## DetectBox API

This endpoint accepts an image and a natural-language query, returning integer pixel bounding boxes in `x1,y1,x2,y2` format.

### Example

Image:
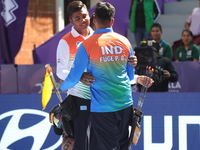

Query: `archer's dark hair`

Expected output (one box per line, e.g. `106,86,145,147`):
89,13,95,30
67,1,87,19
151,23,162,31
95,2,115,25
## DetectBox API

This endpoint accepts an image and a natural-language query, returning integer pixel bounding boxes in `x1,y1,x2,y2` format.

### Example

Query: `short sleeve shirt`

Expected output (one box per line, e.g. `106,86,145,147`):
176,43,200,61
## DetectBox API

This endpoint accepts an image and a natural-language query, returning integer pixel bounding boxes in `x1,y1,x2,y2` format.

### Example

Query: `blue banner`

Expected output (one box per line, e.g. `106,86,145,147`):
131,93,200,150
0,93,199,150
0,94,63,150
0,0,29,64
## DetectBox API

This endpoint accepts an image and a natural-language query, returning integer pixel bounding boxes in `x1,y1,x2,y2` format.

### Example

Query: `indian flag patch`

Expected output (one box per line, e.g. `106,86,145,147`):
57,59,61,63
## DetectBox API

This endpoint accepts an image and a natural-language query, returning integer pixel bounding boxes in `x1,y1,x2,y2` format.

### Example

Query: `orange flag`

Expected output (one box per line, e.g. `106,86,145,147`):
41,66,54,110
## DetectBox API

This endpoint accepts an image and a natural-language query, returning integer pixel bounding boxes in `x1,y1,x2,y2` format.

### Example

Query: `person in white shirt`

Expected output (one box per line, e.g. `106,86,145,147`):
185,0,200,47
56,1,94,149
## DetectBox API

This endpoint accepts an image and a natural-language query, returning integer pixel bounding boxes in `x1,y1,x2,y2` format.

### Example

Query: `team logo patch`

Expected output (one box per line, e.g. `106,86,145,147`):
76,41,81,46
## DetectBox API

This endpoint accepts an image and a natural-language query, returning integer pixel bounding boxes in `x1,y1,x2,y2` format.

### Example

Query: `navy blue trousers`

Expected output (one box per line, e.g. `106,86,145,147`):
66,95,91,150
90,106,133,150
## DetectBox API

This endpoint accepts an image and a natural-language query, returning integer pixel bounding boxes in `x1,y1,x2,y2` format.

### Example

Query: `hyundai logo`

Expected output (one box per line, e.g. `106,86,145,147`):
0,109,62,150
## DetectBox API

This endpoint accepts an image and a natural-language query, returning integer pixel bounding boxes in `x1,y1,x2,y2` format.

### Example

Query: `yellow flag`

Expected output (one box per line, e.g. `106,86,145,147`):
42,66,54,110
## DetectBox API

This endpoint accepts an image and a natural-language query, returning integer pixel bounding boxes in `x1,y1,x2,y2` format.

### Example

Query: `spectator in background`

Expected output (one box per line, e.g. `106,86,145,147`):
185,0,200,47
129,0,160,47
150,23,173,60
175,29,200,62
172,0,200,60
